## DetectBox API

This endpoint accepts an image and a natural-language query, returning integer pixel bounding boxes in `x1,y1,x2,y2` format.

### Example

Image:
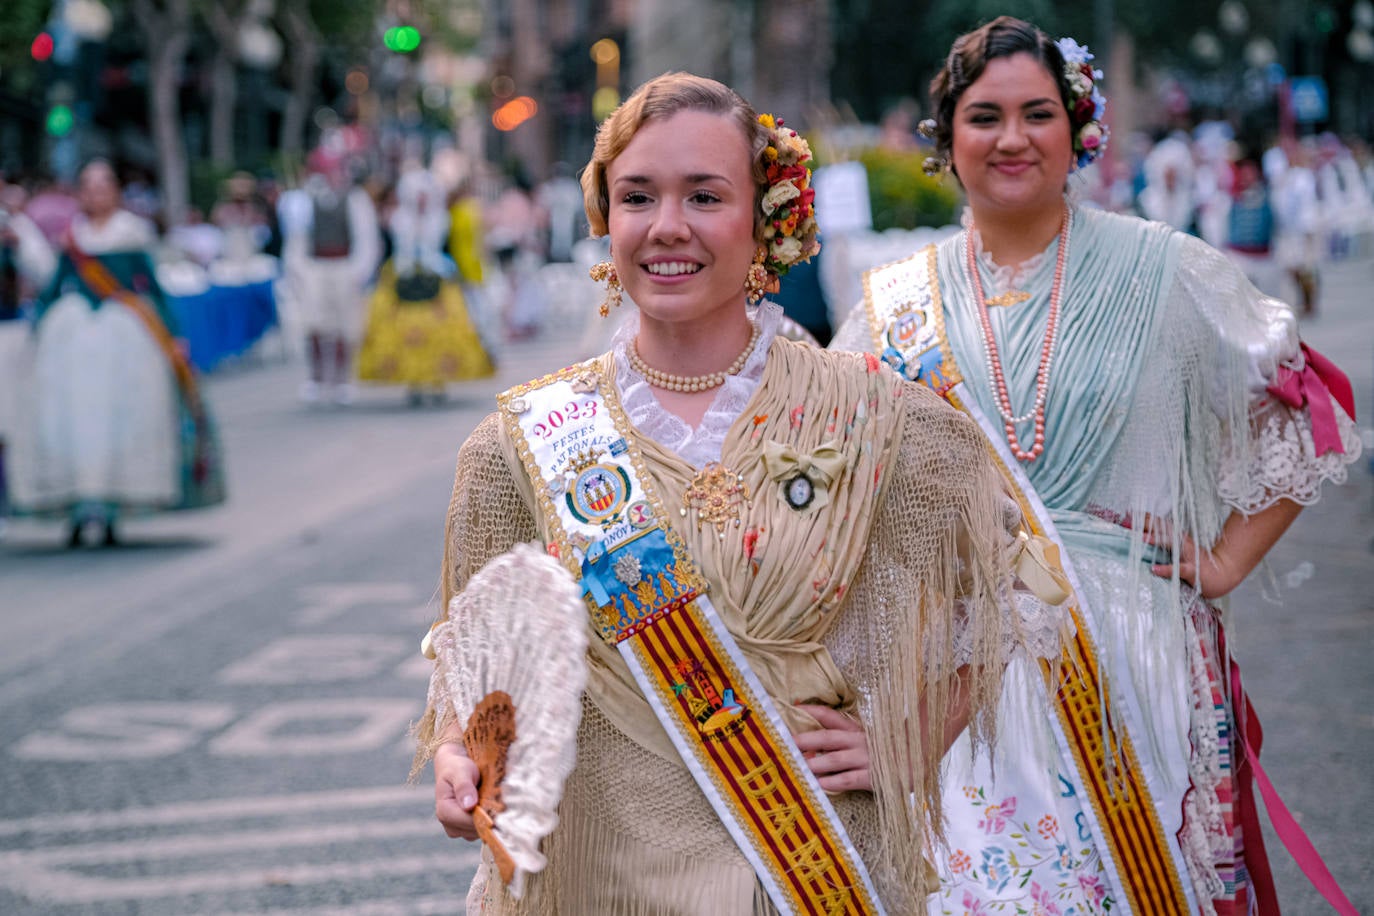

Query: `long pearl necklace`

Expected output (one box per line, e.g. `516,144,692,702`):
628,323,761,393
963,207,1071,462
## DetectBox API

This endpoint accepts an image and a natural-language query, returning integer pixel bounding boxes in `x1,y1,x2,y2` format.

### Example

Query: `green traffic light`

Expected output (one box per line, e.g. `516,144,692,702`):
384,25,420,52
46,104,74,137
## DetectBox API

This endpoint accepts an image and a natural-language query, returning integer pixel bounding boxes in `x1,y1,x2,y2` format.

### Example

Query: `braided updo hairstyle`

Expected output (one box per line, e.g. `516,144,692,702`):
928,17,1074,169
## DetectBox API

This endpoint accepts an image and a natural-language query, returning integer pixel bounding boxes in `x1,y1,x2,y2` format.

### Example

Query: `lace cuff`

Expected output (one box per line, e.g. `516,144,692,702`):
948,589,1065,670
1218,391,1362,515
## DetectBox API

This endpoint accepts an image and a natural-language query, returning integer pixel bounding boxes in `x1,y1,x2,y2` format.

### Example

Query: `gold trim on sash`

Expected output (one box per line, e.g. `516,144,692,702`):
863,248,1192,916
497,363,885,916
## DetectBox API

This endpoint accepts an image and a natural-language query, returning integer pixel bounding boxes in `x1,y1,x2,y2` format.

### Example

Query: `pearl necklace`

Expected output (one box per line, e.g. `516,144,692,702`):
963,207,1071,462
628,323,761,393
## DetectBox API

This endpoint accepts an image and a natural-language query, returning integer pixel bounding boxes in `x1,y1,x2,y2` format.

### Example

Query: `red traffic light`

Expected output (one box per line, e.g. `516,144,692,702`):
31,33,55,62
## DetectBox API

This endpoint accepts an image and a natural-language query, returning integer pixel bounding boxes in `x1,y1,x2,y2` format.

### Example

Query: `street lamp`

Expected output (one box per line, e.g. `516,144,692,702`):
1348,28,1374,63
238,4,282,167
62,0,112,42
1245,37,1278,70
1191,31,1222,66
1218,0,1249,37
1356,0,1374,31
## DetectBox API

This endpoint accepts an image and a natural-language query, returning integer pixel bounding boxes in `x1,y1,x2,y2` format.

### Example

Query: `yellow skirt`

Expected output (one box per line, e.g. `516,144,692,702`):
357,264,495,386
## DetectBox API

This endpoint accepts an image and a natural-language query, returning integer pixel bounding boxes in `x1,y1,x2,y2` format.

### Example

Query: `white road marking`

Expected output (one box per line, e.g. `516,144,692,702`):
9,702,237,761
208,698,421,756
294,584,419,626
0,785,425,836
219,635,412,684
0,819,441,866
0,850,479,904
0,784,480,906
220,896,467,916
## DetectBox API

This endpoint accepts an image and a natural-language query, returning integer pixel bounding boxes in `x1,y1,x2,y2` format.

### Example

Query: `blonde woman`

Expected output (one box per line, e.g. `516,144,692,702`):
413,72,1056,913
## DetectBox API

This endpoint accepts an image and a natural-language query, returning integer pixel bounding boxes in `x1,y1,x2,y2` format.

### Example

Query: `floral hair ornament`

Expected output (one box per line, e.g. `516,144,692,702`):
1055,37,1109,168
757,113,821,293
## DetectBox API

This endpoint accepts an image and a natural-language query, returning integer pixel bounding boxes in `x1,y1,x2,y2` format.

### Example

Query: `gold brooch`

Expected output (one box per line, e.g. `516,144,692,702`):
681,462,749,537
985,290,1031,308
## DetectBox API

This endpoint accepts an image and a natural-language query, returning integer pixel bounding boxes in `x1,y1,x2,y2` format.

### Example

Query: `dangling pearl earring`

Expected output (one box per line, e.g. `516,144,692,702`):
590,260,622,317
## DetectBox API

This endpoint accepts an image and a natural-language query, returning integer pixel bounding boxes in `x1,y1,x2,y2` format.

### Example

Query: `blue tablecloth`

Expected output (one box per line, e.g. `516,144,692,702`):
168,279,277,372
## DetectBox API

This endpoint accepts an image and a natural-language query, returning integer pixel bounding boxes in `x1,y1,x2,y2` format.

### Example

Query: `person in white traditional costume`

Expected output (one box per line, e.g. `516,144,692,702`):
829,17,1361,915
485,171,548,340
0,176,58,525
355,160,493,403
1137,133,1198,232
412,72,1066,914
1267,137,1324,316
9,159,225,547
210,172,265,257
280,145,381,405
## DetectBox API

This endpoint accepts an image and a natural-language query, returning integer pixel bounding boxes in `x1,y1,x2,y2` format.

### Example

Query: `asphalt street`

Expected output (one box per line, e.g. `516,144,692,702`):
0,258,1370,914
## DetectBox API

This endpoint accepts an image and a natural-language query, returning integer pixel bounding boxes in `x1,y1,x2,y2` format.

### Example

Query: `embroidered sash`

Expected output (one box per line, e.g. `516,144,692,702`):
499,364,886,916
64,245,220,497
863,247,1194,915
65,245,204,416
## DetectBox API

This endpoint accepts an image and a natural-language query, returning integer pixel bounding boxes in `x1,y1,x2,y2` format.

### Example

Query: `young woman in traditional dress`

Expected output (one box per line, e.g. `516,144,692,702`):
830,17,1360,915
412,72,1063,914
9,159,225,547
355,160,494,405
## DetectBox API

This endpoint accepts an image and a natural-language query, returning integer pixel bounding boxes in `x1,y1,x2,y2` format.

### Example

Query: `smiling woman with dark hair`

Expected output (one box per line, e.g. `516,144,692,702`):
832,15,1360,916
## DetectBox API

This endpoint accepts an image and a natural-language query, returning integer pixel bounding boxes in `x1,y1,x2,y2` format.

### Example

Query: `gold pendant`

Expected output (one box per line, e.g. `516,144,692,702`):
681,462,749,537
985,289,1031,307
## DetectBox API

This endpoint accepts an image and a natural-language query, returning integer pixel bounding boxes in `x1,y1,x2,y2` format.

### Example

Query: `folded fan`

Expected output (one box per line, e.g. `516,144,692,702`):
427,543,588,899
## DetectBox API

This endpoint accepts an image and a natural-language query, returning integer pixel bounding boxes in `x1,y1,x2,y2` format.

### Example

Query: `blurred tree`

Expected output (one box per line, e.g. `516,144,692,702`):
275,0,378,156
202,0,254,169
755,0,833,129
130,0,193,224
830,0,1086,122
828,0,1291,123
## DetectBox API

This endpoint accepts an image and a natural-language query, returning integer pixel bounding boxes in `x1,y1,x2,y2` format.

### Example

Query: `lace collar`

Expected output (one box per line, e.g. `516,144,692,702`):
611,302,785,469
960,204,1069,295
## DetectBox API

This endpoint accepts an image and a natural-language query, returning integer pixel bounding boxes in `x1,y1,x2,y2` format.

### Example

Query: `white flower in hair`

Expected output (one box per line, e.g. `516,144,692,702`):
1055,37,1093,65
772,235,803,263
761,180,801,214
1055,35,1109,167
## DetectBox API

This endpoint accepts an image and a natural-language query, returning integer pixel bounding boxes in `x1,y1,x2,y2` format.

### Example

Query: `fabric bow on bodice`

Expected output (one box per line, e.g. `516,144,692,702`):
761,439,847,511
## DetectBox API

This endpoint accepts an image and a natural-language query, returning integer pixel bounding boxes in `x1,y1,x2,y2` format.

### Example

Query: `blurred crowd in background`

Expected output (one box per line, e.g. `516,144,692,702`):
5,0,1374,544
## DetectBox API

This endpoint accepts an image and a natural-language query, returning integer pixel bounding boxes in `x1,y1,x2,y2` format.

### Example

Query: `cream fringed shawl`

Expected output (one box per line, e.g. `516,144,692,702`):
413,339,1020,913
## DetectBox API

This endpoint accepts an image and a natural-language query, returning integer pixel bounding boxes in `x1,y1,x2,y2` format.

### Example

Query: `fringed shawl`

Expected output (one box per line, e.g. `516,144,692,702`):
415,339,1022,913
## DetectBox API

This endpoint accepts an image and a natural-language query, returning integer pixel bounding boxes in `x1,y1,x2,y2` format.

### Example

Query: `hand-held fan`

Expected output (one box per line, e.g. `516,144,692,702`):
428,543,588,898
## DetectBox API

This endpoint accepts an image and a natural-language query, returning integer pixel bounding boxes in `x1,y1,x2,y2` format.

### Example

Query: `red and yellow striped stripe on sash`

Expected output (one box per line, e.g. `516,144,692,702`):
631,602,878,915
868,247,1191,914
500,364,885,915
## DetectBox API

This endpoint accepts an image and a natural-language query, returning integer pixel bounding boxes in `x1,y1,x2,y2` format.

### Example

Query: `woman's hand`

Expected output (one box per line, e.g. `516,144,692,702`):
792,704,872,793
433,742,482,840
1136,500,1302,600
1143,521,1242,599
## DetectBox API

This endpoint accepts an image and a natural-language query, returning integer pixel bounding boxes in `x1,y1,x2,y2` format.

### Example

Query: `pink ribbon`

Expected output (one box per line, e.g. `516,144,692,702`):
1265,343,1356,457
1222,626,1358,916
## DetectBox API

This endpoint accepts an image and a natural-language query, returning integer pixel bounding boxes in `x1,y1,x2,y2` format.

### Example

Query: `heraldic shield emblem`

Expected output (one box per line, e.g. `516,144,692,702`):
566,462,632,525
